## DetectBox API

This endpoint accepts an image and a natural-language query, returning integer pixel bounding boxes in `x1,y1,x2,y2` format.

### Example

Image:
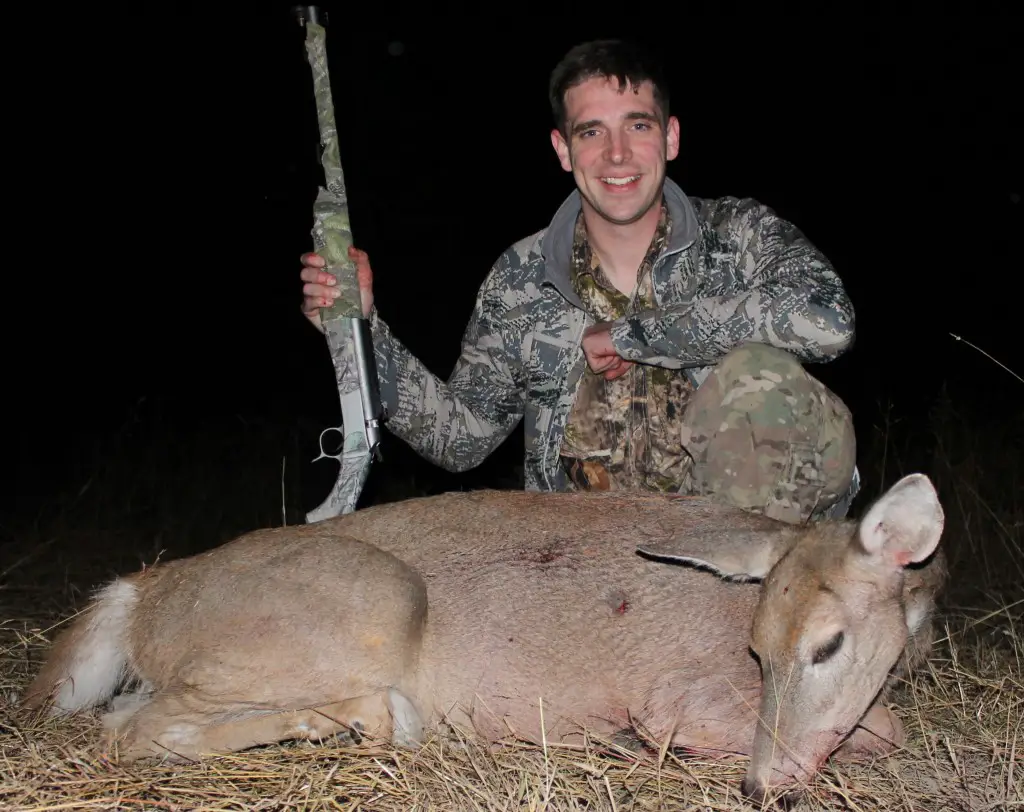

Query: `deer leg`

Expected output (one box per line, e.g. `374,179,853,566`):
832,702,906,762
104,687,423,764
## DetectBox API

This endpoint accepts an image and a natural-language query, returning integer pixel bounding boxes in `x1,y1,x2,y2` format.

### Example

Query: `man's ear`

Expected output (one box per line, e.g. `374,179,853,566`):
551,128,572,173
665,115,680,161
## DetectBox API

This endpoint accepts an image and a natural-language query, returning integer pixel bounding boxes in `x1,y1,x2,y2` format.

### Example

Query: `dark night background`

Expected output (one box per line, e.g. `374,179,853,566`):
6,9,1020,540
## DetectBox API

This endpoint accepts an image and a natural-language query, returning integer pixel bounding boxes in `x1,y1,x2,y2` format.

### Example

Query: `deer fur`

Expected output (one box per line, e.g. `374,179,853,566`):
22,473,946,803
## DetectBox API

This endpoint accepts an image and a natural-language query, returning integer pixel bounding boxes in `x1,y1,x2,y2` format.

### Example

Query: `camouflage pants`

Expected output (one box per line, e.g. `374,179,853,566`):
679,342,857,524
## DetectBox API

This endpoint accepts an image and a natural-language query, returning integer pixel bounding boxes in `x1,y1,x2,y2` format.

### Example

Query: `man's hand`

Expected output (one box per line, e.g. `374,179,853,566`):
299,245,375,331
582,322,634,380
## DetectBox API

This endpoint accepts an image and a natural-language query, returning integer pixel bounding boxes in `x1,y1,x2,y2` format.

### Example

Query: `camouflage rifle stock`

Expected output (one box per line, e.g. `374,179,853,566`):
294,6,384,523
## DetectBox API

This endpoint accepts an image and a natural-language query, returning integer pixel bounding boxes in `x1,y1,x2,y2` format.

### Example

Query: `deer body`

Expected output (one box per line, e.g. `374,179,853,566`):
23,476,947,803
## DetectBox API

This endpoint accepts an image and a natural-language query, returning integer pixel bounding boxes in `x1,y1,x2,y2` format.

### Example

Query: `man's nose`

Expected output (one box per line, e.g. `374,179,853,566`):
604,130,632,163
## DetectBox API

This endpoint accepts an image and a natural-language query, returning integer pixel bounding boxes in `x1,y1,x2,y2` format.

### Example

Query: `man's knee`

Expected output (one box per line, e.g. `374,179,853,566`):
682,342,856,523
713,341,805,390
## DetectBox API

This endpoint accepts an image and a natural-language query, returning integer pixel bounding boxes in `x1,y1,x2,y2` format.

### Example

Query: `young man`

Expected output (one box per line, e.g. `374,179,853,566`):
299,40,859,523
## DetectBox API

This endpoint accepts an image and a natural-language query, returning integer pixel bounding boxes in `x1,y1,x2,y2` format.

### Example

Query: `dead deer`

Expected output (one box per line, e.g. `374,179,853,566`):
22,473,946,805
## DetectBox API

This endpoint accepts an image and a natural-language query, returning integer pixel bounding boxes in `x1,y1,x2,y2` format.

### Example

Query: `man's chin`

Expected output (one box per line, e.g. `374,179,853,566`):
591,200,657,226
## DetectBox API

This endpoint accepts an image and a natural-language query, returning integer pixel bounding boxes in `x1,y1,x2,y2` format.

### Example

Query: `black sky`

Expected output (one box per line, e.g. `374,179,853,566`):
7,9,1020,506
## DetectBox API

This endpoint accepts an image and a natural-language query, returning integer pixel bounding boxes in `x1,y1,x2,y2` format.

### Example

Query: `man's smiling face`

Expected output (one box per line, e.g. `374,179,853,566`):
551,75,680,227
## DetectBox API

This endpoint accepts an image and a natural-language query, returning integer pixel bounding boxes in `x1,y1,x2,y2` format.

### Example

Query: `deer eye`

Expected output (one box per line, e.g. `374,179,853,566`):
812,631,845,665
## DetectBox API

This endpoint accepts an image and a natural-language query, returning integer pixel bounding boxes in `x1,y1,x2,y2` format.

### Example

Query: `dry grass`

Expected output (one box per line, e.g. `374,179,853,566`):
1,393,1021,811
1,625,1020,811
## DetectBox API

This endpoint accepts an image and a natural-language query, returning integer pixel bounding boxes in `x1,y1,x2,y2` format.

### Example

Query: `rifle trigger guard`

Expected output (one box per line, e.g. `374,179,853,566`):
311,426,345,464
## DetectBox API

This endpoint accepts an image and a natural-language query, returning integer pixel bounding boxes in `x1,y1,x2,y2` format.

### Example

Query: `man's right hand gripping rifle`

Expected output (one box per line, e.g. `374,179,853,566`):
301,246,375,329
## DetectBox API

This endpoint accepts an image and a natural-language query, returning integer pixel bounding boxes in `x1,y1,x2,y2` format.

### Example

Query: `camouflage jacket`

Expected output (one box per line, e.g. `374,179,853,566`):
368,178,856,496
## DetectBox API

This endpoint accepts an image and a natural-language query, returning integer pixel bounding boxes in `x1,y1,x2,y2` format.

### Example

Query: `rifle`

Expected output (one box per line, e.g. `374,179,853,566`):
293,6,385,523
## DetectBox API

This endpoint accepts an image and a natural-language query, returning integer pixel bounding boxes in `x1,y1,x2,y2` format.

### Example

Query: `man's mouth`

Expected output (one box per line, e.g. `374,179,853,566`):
600,175,641,188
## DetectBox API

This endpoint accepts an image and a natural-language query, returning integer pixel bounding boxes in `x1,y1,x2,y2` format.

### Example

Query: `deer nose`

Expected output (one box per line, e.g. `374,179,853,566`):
740,777,803,809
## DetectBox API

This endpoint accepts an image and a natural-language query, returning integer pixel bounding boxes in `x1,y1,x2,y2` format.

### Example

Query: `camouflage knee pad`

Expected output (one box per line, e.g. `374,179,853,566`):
680,342,856,524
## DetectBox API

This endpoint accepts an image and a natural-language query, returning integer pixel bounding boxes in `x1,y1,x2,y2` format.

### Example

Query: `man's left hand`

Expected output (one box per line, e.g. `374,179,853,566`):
582,322,634,380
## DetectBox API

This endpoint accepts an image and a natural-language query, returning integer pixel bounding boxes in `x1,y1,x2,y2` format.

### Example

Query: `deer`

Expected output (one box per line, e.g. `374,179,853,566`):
21,473,946,805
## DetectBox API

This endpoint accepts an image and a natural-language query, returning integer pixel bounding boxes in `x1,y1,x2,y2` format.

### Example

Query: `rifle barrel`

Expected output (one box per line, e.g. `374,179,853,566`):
292,6,326,27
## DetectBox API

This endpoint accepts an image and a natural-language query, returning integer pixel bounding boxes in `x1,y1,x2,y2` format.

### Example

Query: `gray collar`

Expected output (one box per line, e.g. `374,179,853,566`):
539,176,700,309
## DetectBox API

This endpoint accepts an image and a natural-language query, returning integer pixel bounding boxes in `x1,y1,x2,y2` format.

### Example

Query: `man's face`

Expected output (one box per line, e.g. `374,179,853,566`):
551,76,679,227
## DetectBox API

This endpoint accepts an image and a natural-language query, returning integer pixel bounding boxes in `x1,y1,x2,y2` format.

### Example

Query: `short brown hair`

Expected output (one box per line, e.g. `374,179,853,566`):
548,39,671,138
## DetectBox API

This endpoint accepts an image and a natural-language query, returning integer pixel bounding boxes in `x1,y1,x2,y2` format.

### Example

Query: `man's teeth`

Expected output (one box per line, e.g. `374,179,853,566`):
602,176,639,185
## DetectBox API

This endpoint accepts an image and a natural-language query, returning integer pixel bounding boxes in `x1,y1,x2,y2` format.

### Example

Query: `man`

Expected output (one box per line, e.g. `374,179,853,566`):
299,39,859,523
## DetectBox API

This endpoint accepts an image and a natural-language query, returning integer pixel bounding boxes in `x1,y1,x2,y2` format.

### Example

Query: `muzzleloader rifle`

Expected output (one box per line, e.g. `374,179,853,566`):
293,6,384,523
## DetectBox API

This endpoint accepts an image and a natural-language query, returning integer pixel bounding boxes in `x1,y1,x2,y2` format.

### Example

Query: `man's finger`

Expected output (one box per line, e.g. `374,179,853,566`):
591,349,618,366
300,267,337,285
300,252,326,266
303,282,340,300
606,360,634,380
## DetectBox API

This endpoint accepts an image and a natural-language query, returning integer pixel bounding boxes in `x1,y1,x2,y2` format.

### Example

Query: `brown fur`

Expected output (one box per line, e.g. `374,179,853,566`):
22,476,946,802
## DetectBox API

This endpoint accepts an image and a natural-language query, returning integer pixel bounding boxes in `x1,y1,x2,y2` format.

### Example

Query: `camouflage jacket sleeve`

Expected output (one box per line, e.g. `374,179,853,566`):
366,261,527,473
608,197,855,369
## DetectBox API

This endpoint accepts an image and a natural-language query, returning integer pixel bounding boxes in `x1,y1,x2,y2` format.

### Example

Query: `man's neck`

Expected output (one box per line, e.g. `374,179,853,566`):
583,197,663,296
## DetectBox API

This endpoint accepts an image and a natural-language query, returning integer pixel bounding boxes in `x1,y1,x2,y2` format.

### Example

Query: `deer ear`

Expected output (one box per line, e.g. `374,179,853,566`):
637,528,799,582
857,474,945,567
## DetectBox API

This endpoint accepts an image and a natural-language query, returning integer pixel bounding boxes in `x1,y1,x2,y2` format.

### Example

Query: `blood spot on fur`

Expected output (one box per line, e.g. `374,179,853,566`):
515,540,570,567
608,590,631,615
